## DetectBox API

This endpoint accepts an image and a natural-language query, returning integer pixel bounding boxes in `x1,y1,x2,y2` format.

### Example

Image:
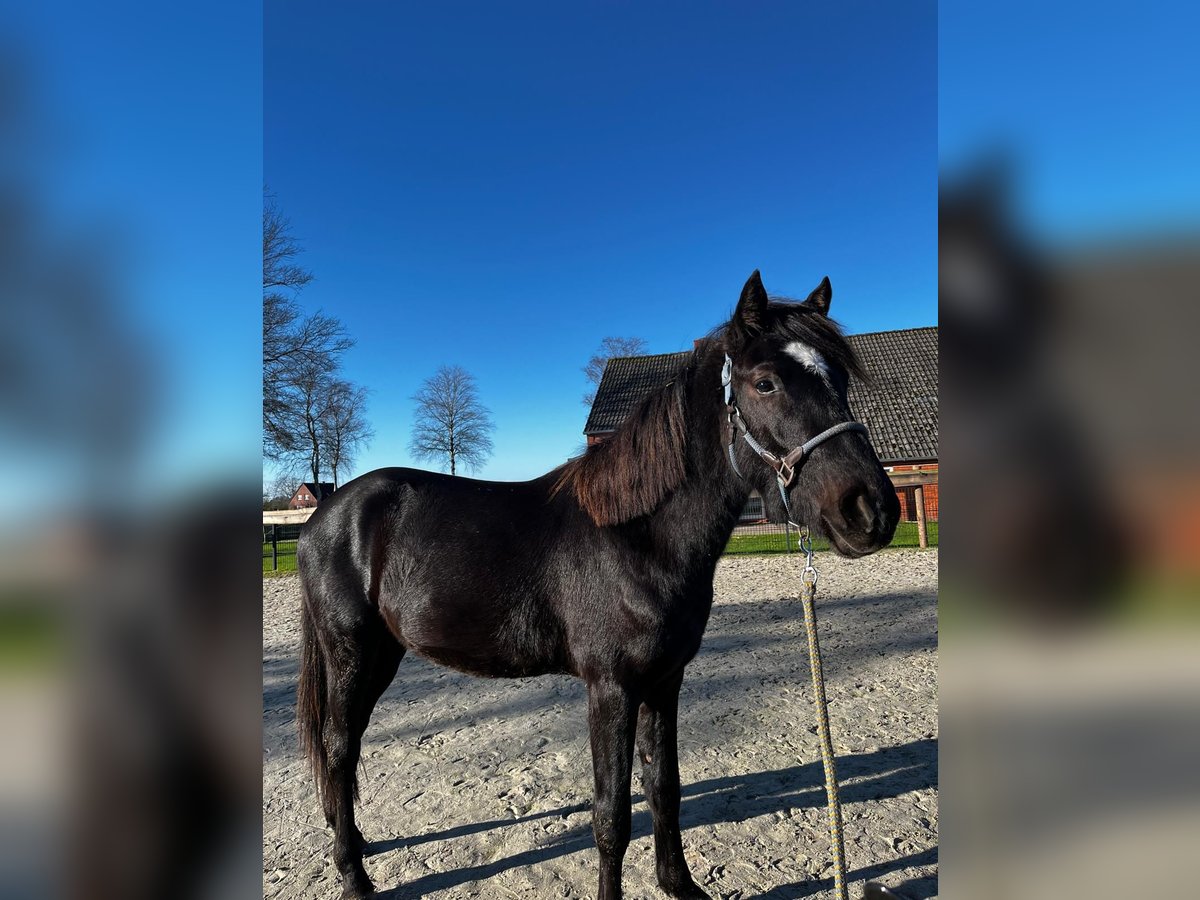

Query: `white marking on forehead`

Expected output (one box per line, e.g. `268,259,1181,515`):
783,341,831,380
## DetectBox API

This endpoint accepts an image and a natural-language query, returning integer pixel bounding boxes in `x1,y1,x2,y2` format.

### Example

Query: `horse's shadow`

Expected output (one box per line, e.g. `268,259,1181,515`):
737,851,939,899
370,739,937,898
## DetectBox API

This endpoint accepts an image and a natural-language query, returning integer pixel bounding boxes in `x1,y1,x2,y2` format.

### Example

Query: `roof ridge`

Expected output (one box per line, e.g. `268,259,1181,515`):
605,350,692,362
848,325,938,338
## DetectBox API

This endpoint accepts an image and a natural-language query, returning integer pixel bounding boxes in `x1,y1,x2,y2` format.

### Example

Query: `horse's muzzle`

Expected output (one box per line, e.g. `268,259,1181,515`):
821,482,899,557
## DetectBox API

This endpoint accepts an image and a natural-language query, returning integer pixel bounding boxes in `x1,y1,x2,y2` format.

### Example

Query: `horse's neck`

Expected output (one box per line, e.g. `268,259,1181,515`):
650,351,753,562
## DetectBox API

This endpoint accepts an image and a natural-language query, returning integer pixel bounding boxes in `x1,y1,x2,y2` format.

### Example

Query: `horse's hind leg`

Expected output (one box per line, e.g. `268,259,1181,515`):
318,617,402,899
342,636,404,852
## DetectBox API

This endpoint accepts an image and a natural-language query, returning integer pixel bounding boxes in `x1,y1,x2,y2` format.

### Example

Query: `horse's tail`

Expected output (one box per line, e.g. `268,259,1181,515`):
297,582,333,807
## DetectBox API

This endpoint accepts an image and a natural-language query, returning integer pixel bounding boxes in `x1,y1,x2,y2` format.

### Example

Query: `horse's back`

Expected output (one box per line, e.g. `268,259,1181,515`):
298,467,572,676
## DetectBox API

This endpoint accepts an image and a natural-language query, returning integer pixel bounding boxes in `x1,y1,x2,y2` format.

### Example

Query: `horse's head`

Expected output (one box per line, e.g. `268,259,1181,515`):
722,271,899,557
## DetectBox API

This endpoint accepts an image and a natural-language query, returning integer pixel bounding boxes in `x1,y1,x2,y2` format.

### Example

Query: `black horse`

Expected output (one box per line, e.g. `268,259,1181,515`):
297,271,899,899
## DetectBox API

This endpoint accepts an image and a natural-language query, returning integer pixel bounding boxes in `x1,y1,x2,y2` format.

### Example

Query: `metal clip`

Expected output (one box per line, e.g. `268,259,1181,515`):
799,525,817,586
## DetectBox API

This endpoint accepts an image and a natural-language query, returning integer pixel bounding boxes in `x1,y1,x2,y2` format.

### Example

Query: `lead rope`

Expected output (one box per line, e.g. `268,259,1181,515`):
795,525,849,900
781,489,849,900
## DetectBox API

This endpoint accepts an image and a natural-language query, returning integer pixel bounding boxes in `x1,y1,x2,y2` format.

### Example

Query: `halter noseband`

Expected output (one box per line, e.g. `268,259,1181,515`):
721,352,869,499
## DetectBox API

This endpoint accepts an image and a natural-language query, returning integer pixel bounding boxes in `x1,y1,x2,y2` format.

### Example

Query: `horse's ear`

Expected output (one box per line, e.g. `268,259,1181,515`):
803,276,832,316
731,270,769,346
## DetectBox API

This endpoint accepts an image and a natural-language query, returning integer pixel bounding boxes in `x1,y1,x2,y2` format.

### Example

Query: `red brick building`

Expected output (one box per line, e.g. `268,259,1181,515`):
289,482,336,510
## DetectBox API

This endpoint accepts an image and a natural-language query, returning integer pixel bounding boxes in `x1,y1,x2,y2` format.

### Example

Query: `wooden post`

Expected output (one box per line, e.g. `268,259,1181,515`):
271,524,278,570
914,485,928,549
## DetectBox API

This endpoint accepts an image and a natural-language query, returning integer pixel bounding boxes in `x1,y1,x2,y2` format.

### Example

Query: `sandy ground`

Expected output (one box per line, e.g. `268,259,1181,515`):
264,549,938,900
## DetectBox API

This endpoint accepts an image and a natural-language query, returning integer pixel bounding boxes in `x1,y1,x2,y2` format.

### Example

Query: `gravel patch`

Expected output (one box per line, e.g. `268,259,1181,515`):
264,549,938,899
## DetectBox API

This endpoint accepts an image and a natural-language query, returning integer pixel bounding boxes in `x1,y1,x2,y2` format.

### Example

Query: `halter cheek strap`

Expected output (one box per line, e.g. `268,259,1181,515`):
722,352,870,492
721,354,748,477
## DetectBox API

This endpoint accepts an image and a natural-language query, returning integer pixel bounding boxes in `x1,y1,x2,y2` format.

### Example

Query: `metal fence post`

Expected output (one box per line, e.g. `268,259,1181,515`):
272,524,278,570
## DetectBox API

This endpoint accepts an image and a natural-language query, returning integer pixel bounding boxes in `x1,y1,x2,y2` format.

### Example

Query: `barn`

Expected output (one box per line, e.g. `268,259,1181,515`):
845,327,939,522
583,326,938,527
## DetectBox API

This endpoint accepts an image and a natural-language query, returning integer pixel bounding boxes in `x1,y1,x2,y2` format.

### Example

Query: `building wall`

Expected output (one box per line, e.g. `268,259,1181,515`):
289,489,318,510
888,463,939,522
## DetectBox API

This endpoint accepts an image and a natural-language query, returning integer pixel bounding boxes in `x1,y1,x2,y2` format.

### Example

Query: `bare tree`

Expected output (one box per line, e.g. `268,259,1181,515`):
269,470,302,500
263,192,314,294
321,380,373,488
263,470,304,509
409,366,495,475
279,360,337,485
582,336,648,405
263,192,354,460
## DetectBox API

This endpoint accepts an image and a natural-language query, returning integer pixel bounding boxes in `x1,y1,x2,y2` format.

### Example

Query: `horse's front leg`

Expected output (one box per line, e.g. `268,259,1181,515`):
637,671,710,899
587,679,639,900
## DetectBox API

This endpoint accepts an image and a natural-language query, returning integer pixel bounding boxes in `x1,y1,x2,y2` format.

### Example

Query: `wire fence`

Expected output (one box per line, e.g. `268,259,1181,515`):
263,523,302,573
263,483,938,573
722,486,938,556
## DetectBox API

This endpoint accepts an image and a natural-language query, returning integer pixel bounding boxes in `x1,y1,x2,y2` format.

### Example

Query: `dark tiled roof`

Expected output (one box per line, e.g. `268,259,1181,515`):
583,327,938,464
583,352,692,434
846,327,938,463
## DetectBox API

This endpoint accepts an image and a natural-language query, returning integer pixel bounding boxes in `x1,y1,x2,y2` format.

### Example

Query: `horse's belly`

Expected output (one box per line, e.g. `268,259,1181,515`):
408,643,557,679
387,589,566,679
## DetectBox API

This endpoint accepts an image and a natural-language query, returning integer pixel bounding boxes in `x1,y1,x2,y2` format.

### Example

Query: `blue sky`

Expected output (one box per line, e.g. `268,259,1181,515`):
266,2,938,483
2,2,1193,512
2,3,261,515
940,2,1200,241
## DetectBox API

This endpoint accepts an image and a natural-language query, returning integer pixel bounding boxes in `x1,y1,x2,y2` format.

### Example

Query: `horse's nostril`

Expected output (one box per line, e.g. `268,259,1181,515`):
840,488,877,533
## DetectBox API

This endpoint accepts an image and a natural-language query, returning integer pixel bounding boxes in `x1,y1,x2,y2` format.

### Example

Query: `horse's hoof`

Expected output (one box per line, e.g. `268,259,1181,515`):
339,870,375,900
661,881,711,899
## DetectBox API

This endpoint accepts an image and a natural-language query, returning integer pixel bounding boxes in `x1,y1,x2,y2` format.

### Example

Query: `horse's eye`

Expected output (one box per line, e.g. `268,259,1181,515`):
755,379,776,394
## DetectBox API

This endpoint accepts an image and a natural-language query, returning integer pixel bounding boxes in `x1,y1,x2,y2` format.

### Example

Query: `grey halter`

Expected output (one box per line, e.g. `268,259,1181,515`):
721,352,869,512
